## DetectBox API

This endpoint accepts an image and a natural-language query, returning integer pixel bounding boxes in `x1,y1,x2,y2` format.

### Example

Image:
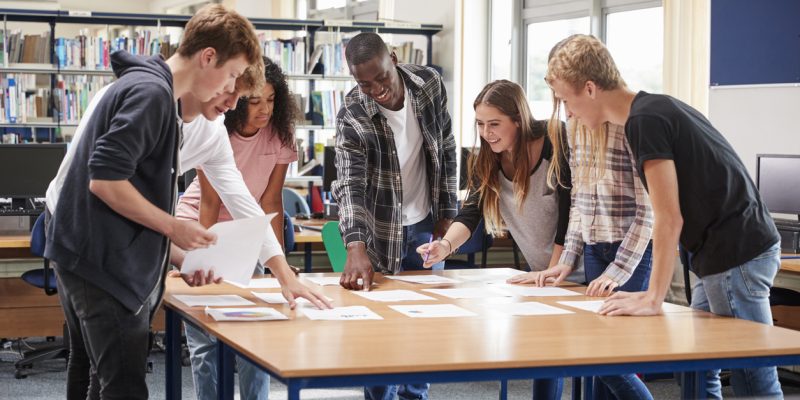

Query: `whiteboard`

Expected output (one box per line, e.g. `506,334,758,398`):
708,84,800,178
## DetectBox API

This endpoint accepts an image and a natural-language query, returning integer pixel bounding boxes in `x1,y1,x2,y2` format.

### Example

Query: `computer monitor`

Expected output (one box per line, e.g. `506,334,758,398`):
323,146,336,192
0,144,67,209
755,154,800,219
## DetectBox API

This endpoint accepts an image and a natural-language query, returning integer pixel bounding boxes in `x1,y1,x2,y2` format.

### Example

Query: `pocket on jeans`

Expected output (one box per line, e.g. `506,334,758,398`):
736,264,775,298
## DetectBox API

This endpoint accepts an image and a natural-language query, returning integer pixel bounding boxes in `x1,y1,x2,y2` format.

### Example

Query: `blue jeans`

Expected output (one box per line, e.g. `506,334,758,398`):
364,215,440,400
185,263,269,400
689,243,783,399
584,241,654,400
400,213,445,272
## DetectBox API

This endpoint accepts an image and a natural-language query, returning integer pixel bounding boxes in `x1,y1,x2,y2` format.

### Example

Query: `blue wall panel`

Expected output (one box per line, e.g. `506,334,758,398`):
710,0,800,85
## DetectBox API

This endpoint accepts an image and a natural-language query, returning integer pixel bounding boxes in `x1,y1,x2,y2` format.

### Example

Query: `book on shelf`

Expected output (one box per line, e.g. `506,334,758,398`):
307,90,344,128
0,73,112,125
2,29,177,70
259,35,306,75
391,41,425,65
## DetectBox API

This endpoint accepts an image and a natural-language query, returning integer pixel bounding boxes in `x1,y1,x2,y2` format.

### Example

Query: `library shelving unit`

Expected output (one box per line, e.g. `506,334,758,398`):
0,8,441,192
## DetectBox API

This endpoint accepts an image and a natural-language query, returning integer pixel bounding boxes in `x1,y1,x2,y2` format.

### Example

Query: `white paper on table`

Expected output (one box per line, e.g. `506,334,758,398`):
226,278,281,289
494,285,581,297
173,294,255,307
251,291,333,306
352,290,437,302
204,307,288,321
422,287,514,299
486,302,574,316
557,300,690,314
390,304,477,318
181,214,274,286
301,306,383,320
460,269,526,283
304,276,344,286
384,275,461,284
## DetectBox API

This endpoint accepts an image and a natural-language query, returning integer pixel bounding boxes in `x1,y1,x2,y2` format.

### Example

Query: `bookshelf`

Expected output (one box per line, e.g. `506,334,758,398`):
0,8,441,181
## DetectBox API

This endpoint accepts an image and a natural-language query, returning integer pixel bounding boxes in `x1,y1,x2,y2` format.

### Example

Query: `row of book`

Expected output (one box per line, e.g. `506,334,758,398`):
308,90,345,128
0,73,113,124
55,30,178,70
2,32,51,65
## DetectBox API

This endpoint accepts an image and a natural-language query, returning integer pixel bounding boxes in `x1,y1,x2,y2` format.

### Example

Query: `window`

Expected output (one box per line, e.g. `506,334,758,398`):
525,17,589,120
605,7,663,93
489,0,514,80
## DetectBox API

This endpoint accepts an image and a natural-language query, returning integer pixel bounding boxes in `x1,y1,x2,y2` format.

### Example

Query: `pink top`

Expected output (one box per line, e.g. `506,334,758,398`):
176,124,298,222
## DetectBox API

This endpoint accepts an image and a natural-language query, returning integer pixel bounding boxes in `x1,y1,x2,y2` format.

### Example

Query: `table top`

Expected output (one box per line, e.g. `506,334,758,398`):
292,218,326,244
0,235,30,249
163,268,800,379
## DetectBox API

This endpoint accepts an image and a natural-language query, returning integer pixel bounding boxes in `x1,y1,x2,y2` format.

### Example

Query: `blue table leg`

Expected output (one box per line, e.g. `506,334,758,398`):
287,379,302,400
217,341,235,400
304,243,312,273
165,308,181,400
499,379,508,400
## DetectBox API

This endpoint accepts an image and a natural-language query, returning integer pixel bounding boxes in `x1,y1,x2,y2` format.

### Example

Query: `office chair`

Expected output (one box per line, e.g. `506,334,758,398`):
283,210,296,253
15,212,69,379
282,188,311,217
321,221,347,273
445,218,493,269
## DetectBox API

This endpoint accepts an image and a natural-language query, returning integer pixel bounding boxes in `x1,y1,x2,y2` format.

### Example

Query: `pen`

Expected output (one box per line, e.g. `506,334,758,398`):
424,236,434,263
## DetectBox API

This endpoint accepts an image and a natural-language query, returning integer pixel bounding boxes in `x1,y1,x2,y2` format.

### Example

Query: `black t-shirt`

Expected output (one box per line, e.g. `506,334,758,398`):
625,91,778,277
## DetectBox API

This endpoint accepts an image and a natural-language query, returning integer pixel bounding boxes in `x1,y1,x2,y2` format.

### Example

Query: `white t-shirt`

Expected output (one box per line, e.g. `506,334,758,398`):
377,88,430,226
46,83,284,265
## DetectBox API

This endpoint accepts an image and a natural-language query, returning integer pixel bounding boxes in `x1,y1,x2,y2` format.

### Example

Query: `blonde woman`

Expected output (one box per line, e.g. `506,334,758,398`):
418,80,572,400
546,34,782,399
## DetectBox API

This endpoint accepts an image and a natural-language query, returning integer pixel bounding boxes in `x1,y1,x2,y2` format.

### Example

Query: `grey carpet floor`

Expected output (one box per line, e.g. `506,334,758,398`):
3,338,800,399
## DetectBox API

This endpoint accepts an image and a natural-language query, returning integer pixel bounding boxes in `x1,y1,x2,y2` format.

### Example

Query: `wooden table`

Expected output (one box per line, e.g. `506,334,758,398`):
292,218,325,272
781,254,800,274
162,269,800,400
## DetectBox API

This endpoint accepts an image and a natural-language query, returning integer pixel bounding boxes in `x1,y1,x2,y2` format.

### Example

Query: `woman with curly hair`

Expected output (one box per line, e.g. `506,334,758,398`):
174,56,299,400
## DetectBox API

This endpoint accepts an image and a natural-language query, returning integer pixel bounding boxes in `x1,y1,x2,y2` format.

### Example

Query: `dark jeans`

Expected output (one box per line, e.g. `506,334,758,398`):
54,265,158,400
583,241,654,400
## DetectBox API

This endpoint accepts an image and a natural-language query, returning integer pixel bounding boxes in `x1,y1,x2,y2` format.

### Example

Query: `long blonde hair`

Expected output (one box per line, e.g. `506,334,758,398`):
468,80,546,236
544,34,625,189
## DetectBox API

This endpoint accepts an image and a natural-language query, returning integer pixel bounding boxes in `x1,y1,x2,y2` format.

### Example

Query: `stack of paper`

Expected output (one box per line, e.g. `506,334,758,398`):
227,278,281,289
495,285,581,297
486,302,574,316
557,300,689,313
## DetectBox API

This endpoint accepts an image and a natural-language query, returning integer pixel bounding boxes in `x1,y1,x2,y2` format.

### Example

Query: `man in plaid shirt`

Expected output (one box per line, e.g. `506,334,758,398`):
333,32,457,290
332,31,457,400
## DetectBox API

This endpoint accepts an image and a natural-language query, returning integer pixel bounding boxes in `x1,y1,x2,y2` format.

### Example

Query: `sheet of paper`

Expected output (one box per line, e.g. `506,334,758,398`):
204,307,288,321
352,290,437,302
301,306,383,321
390,304,477,318
227,278,281,289
251,292,333,305
181,214,274,286
305,276,376,287
384,275,461,284
304,276,344,286
173,294,255,307
557,300,689,313
495,285,581,297
422,287,514,299
486,302,574,316
460,269,526,283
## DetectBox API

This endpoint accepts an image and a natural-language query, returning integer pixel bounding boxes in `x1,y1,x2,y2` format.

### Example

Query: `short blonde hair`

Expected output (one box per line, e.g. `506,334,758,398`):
545,34,623,189
178,4,262,67
235,62,266,97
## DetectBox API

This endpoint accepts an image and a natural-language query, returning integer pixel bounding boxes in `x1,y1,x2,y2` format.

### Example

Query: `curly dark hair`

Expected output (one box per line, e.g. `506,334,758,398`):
224,56,297,148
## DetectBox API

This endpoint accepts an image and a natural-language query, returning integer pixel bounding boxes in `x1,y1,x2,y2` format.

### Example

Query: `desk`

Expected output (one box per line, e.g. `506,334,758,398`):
292,218,324,272
781,255,800,274
163,269,800,400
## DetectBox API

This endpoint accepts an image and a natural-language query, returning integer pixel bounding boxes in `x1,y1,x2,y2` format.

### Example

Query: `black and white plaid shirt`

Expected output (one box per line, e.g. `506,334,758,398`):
332,64,457,274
